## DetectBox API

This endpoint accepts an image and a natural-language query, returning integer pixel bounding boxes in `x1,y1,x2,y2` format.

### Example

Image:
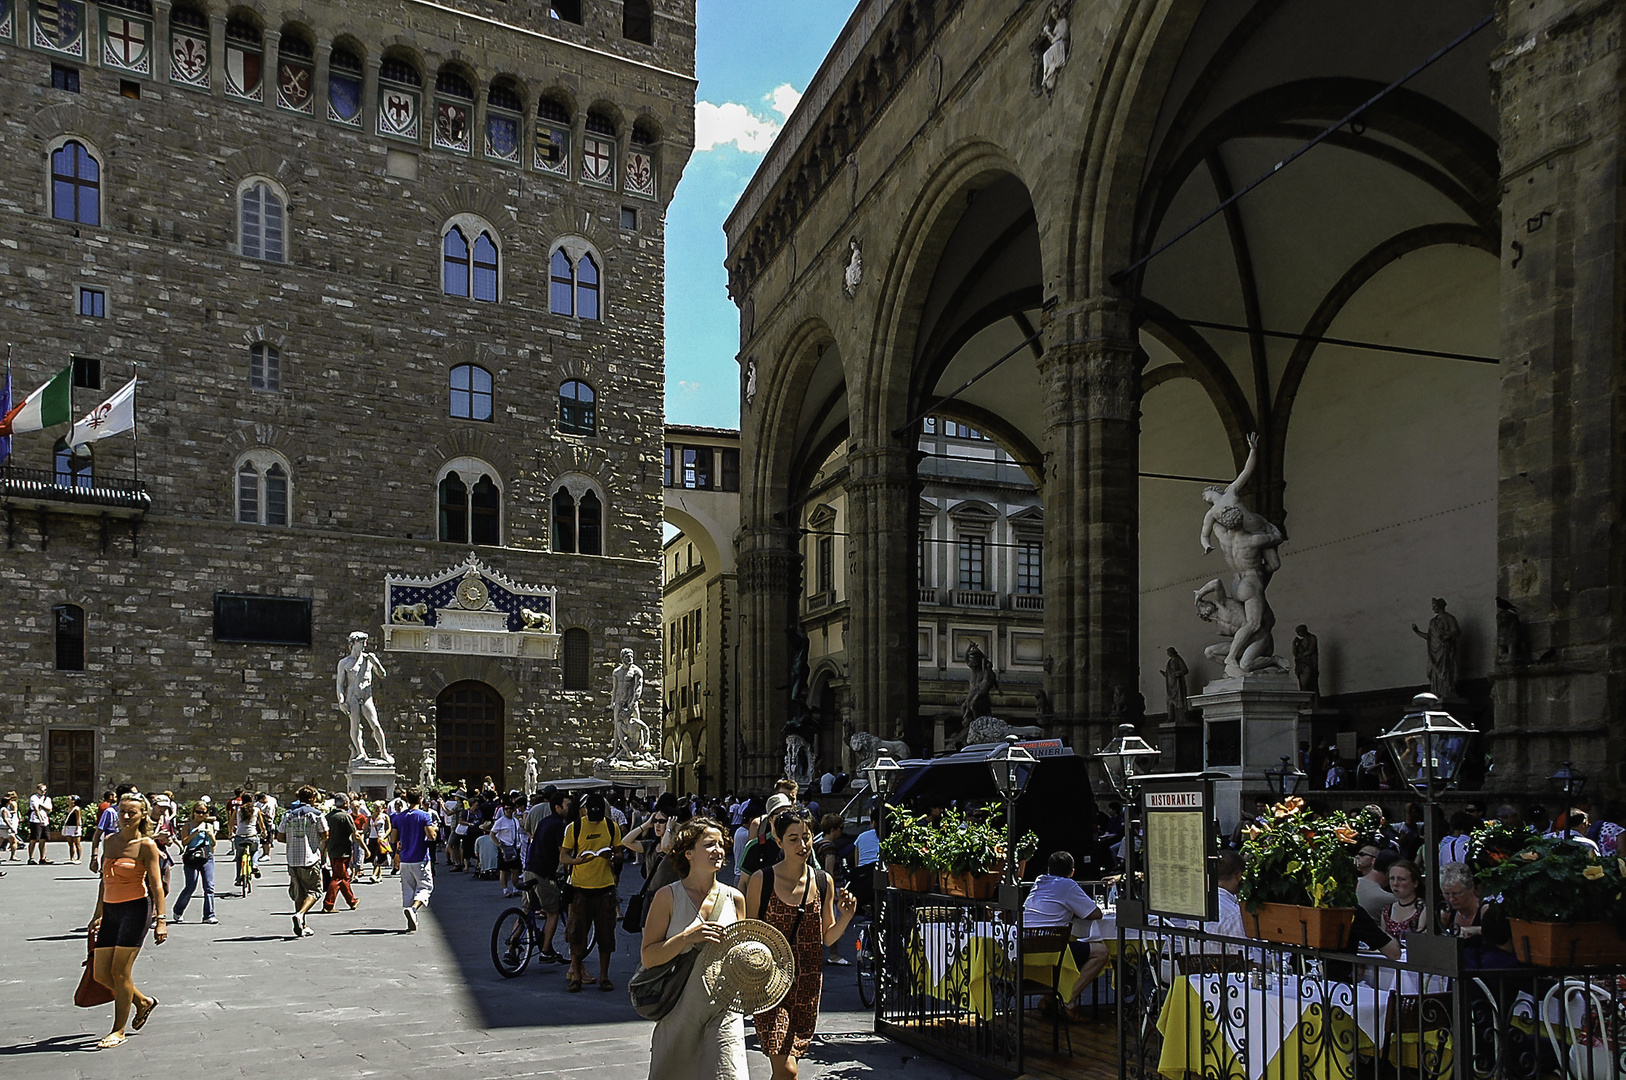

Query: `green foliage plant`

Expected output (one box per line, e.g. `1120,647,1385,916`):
1470,821,1626,924
1238,797,1369,911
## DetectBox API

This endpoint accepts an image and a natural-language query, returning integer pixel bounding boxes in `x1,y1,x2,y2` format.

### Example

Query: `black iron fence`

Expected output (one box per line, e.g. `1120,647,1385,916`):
875,887,1025,1078
1118,901,1626,1080
0,464,151,510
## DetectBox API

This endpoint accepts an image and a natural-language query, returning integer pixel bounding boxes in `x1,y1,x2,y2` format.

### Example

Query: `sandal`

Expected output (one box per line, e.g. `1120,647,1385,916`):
598,978,615,992
566,976,583,993
96,1034,127,1050
132,997,159,1031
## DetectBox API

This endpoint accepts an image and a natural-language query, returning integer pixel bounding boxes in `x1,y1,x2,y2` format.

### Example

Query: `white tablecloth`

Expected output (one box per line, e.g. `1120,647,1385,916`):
917,920,1012,986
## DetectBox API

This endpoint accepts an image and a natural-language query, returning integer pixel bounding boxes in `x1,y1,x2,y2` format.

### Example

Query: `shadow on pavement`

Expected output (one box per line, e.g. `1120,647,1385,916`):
0,1035,101,1055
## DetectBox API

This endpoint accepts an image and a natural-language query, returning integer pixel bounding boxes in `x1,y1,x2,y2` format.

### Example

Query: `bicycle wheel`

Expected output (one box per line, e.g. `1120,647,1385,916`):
491,908,534,978
855,923,876,1008
240,854,253,897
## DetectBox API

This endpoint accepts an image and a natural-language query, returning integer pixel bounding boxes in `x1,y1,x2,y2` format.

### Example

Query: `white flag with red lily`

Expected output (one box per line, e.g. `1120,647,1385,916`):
67,377,137,447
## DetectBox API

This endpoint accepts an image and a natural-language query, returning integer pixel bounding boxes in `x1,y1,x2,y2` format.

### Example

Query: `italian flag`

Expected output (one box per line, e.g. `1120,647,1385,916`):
0,365,72,437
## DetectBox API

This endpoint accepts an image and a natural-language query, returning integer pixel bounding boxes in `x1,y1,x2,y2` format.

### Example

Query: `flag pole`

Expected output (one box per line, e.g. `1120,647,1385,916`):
132,374,140,490
2,343,11,467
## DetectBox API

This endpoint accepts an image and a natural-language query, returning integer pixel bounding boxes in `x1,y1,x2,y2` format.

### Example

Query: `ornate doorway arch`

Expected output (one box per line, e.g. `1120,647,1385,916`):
435,681,506,791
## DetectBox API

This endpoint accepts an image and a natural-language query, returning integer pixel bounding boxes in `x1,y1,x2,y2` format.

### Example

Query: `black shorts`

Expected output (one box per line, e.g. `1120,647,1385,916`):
96,897,150,949
28,822,49,842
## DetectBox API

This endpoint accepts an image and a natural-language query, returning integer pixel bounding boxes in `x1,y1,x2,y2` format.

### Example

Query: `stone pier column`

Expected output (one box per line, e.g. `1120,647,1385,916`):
1490,0,1626,800
845,444,921,750
735,527,801,791
1040,297,1141,758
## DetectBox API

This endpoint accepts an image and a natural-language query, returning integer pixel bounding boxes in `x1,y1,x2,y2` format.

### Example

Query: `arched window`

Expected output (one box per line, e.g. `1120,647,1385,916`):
54,603,86,671
235,452,289,525
239,180,285,261
53,439,92,489
550,249,574,315
443,227,469,295
582,110,617,187
552,487,577,553
549,0,582,25
578,490,602,555
250,342,280,391
275,26,315,113
559,380,596,435
225,16,264,101
622,0,652,43
485,78,523,164
450,364,493,421
535,94,571,175
51,141,100,225
433,66,474,153
577,253,600,320
443,221,499,302
438,458,501,545
473,234,498,302
377,52,423,140
561,627,590,690
552,483,603,555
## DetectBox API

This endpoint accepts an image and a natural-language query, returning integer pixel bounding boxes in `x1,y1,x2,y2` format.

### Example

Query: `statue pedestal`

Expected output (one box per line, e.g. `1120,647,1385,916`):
347,760,397,804
592,759,671,794
1189,673,1311,782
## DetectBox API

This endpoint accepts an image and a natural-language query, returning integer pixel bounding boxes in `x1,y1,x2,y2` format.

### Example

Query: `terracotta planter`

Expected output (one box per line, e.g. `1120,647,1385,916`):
1508,919,1626,967
887,865,934,892
1243,902,1356,949
938,870,1001,899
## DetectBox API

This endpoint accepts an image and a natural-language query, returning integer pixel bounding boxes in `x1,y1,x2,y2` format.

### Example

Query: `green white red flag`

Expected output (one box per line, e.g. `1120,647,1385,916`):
0,365,72,437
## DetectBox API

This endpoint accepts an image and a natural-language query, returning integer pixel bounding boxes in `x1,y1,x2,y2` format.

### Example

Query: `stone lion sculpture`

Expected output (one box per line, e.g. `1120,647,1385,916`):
519,607,553,632
959,715,1043,748
391,602,428,625
849,731,910,771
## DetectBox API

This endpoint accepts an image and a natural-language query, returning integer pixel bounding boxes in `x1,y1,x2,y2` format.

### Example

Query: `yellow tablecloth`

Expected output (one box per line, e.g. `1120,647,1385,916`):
905,929,1084,1021
1156,975,1376,1080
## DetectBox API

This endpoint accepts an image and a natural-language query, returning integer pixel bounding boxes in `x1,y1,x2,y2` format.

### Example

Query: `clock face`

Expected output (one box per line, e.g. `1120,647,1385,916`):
456,575,489,610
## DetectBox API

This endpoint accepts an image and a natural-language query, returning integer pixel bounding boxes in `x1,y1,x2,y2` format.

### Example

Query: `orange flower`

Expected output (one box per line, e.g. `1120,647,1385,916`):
1519,850,1539,862
1331,826,1358,845
1273,796,1306,818
1583,865,1605,881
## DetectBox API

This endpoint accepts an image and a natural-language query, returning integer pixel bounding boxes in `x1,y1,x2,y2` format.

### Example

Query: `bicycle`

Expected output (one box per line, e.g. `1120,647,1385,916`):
234,837,256,898
491,885,591,978
854,914,877,1008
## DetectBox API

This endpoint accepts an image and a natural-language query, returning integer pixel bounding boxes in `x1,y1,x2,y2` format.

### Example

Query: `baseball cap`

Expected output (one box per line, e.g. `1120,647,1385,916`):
764,793,793,817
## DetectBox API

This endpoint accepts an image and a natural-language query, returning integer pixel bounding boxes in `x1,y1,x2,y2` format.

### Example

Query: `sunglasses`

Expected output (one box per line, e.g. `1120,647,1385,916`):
653,817,668,823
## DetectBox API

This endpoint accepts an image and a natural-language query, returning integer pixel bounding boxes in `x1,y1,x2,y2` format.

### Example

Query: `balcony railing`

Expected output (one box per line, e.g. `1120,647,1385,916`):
953,589,999,608
0,465,152,515
1012,594,1044,611
918,587,938,605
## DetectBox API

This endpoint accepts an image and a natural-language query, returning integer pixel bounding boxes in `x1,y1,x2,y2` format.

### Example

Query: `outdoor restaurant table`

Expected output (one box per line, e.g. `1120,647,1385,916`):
908,917,1095,1021
1156,972,1393,1080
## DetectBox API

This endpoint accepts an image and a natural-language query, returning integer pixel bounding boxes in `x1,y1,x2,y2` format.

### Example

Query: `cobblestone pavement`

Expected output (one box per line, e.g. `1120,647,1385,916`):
0,849,977,1080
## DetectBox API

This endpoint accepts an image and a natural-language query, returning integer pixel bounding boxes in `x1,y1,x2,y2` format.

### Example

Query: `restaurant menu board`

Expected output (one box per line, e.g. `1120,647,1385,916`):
1141,781,1216,921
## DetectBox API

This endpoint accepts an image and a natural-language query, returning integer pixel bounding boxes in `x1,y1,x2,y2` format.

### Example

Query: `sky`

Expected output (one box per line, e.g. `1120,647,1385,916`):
662,0,859,430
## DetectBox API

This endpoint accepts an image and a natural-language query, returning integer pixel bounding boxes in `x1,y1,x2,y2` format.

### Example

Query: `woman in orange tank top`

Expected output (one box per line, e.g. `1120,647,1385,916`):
88,793,167,1050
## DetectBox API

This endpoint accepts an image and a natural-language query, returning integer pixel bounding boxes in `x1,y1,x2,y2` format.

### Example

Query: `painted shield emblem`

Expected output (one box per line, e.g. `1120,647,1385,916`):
486,116,519,162
380,90,417,137
102,15,147,69
277,61,311,113
226,45,262,98
170,31,208,86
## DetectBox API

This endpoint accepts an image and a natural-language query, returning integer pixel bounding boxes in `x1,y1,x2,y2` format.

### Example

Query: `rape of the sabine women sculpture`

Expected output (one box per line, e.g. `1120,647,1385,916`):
1195,435,1290,677
336,631,393,763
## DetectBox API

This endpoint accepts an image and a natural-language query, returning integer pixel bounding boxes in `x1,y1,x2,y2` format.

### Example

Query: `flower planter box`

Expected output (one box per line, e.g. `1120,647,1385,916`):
1507,919,1626,967
939,870,1001,900
1243,902,1355,949
887,865,935,892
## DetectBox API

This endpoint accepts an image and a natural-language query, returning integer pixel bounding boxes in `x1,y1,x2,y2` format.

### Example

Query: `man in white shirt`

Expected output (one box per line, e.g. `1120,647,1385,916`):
1203,851,1246,939
1022,850,1108,1020
28,783,53,864
819,768,836,795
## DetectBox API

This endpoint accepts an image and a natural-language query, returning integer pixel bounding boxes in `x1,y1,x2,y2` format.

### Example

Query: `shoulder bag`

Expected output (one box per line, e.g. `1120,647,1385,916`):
627,884,711,1021
74,929,113,1008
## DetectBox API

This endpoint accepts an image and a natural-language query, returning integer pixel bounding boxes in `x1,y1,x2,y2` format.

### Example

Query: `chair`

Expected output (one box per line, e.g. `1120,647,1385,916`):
1383,992,1454,1080
1020,926,1074,1055
1542,978,1622,1080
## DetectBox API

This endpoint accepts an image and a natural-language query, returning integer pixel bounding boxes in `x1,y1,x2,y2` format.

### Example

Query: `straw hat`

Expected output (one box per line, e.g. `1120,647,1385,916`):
763,793,793,818
698,919,795,1015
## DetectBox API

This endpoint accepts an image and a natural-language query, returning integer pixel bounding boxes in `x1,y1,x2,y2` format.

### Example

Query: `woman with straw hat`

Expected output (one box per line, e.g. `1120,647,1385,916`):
641,816,759,1080
744,806,859,1080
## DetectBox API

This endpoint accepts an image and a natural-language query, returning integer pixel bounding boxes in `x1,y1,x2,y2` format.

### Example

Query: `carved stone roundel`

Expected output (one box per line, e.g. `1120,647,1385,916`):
456,573,490,610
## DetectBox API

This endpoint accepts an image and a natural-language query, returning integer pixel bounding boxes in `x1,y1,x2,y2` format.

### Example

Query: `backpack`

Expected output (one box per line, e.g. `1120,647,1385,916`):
756,864,829,943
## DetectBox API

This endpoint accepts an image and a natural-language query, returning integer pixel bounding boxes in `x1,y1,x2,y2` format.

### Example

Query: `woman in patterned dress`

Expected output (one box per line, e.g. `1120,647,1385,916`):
744,806,858,1080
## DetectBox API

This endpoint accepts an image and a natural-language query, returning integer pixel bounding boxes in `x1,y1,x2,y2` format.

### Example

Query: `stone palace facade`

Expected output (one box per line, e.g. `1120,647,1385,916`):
0,0,694,798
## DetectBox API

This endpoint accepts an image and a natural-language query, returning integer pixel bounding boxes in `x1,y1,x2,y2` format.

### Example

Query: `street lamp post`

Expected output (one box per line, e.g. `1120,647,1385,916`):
1095,723,1161,899
1264,755,1309,800
986,736,1038,890
1547,762,1587,839
1380,692,1477,918
864,754,902,843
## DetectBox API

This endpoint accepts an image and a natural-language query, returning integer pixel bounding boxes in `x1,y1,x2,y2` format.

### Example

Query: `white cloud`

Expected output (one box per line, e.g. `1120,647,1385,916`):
768,83,802,118
693,84,803,154
695,101,782,154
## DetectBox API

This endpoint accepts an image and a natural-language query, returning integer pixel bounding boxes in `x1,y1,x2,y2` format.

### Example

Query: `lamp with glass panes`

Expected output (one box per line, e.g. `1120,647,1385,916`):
1094,723,1160,898
986,736,1037,887
1547,762,1586,839
1380,692,1476,917
1264,755,1308,799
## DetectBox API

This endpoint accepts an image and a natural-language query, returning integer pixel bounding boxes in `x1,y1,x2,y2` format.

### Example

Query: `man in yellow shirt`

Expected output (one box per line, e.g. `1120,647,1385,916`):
559,791,623,992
